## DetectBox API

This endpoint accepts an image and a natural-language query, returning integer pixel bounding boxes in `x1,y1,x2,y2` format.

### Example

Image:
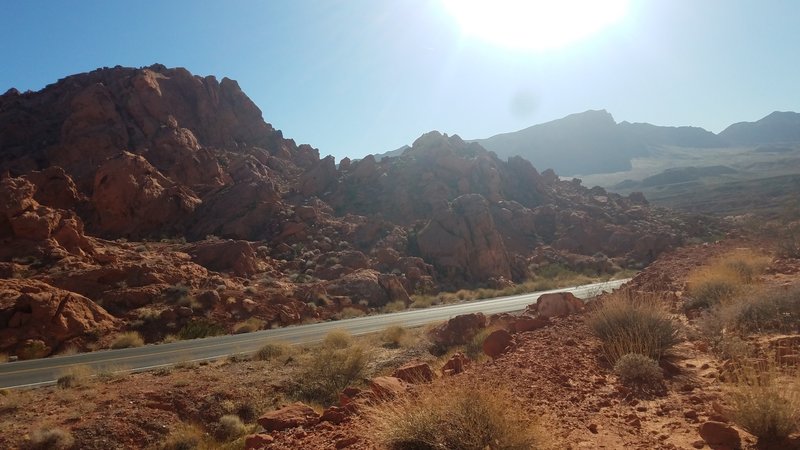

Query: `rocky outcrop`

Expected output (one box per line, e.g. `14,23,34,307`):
257,402,319,431
0,279,117,357
90,152,200,238
324,269,410,307
428,312,487,347
417,194,512,284
535,292,585,318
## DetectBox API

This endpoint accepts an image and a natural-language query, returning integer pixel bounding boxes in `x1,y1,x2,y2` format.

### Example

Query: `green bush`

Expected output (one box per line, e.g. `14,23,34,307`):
177,320,224,340
613,353,663,387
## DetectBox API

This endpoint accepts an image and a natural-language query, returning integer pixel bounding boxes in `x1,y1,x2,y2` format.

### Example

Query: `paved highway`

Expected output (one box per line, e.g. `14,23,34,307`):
0,279,628,389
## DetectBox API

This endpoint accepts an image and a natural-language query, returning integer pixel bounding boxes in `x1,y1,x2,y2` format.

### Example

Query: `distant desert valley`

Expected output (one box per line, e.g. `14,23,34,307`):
1,65,799,450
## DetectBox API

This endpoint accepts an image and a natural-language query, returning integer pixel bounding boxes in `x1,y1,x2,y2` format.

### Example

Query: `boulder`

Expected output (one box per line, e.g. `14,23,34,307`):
441,352,470,376
370,376,409,399
482,329,514,359
535,292,584,318
510,316,550,333
428,312,487,347
325,269,410,308
244,433,274,450
392,362,434,383
320,406,351,425
186,240,262,277
257,402,319,431
698,421,740,448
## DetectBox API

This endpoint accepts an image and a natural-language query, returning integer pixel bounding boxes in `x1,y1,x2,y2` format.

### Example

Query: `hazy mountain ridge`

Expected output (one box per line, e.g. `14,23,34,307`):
377,109,799,177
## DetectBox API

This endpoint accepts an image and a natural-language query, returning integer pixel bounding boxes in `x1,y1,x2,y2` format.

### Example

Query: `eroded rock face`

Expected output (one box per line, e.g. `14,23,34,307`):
0,279,117,357
324,269,410,307
90,152,201,238
417,194,512,283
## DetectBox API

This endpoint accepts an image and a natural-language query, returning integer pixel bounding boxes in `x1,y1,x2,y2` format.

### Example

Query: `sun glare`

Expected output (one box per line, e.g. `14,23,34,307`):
442,0,629,51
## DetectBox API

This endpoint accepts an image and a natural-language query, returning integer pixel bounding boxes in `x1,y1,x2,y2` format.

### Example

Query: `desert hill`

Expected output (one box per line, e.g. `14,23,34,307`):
0,65,713,358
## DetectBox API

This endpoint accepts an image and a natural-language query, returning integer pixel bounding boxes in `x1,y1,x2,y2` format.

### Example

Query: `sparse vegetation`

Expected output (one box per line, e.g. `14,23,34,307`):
56,365,93,389
177,319,225,340
217,414,247,440
111,331,145,349
29,427,74,450
323,329,354,349
369,383,547,450
253,342,291,361
160,424,206,450
381,300,407,313
613,353,663,387
727,358,800,443
686,249,770,309
588,292,679,363
335,306,366,319
233,317,265,334
292,331,370,405
18,340,50,360
379,325,409,348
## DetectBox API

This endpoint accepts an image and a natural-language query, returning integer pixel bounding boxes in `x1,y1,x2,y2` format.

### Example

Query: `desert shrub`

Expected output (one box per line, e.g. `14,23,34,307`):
464,327,496,361
233,317,265,334
380,325,408,348
111,331,145,349
29,427,74,449
336,306,366,319
56,365,93,389
177,319,224,340
160,424,206,450
293,344,370,405
588,292,679,363
613,353,663,387
728,360,800,443
724,285,800,333
253,342,290,361
381,300,407,313
369,383,547,450
236,402,258,423
410,294,438,309
323,329,354,349
18,340,50,359
217,414,247,440
686,250,770,309
0,353,8,363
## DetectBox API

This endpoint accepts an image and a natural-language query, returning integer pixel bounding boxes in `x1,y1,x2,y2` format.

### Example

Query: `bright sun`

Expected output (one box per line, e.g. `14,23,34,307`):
442,0,629,51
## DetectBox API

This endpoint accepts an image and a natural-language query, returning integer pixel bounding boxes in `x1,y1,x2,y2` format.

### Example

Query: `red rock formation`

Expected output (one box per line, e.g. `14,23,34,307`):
482,329,514,359
257,402,319,431
535,292,585,318
428,312,487,347
0,279,117,356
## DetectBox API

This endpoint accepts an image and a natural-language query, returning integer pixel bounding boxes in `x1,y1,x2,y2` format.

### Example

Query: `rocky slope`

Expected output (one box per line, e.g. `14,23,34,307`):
0,65,713,357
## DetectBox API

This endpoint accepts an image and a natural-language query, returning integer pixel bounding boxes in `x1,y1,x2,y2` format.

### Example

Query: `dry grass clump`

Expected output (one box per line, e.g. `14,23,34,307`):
336,306,366,319
232,317,265,334
722,284,800,333
216,414,247,440
28,427,74,450
177,319,224,340
110,331,145,349
727,358,800,443
253,341,291,361
379,325,409,348
292,330,371,405
686,249,770,309
56,365,93,389
369,383,548,450
464,326,496,361
613,353,663,387
588,291,679,364
323,329,354,349
160,424,207,450
382,300,408,313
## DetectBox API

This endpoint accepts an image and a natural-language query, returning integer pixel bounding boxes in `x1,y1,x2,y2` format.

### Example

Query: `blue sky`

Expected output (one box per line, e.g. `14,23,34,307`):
1,1,798,160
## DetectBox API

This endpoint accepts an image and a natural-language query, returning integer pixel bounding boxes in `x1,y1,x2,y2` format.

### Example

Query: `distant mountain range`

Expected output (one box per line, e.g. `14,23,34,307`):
377,110,800,176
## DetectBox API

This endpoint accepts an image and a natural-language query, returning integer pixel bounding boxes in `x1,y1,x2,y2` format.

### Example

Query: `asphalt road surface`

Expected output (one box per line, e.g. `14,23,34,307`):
0,279,628,389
